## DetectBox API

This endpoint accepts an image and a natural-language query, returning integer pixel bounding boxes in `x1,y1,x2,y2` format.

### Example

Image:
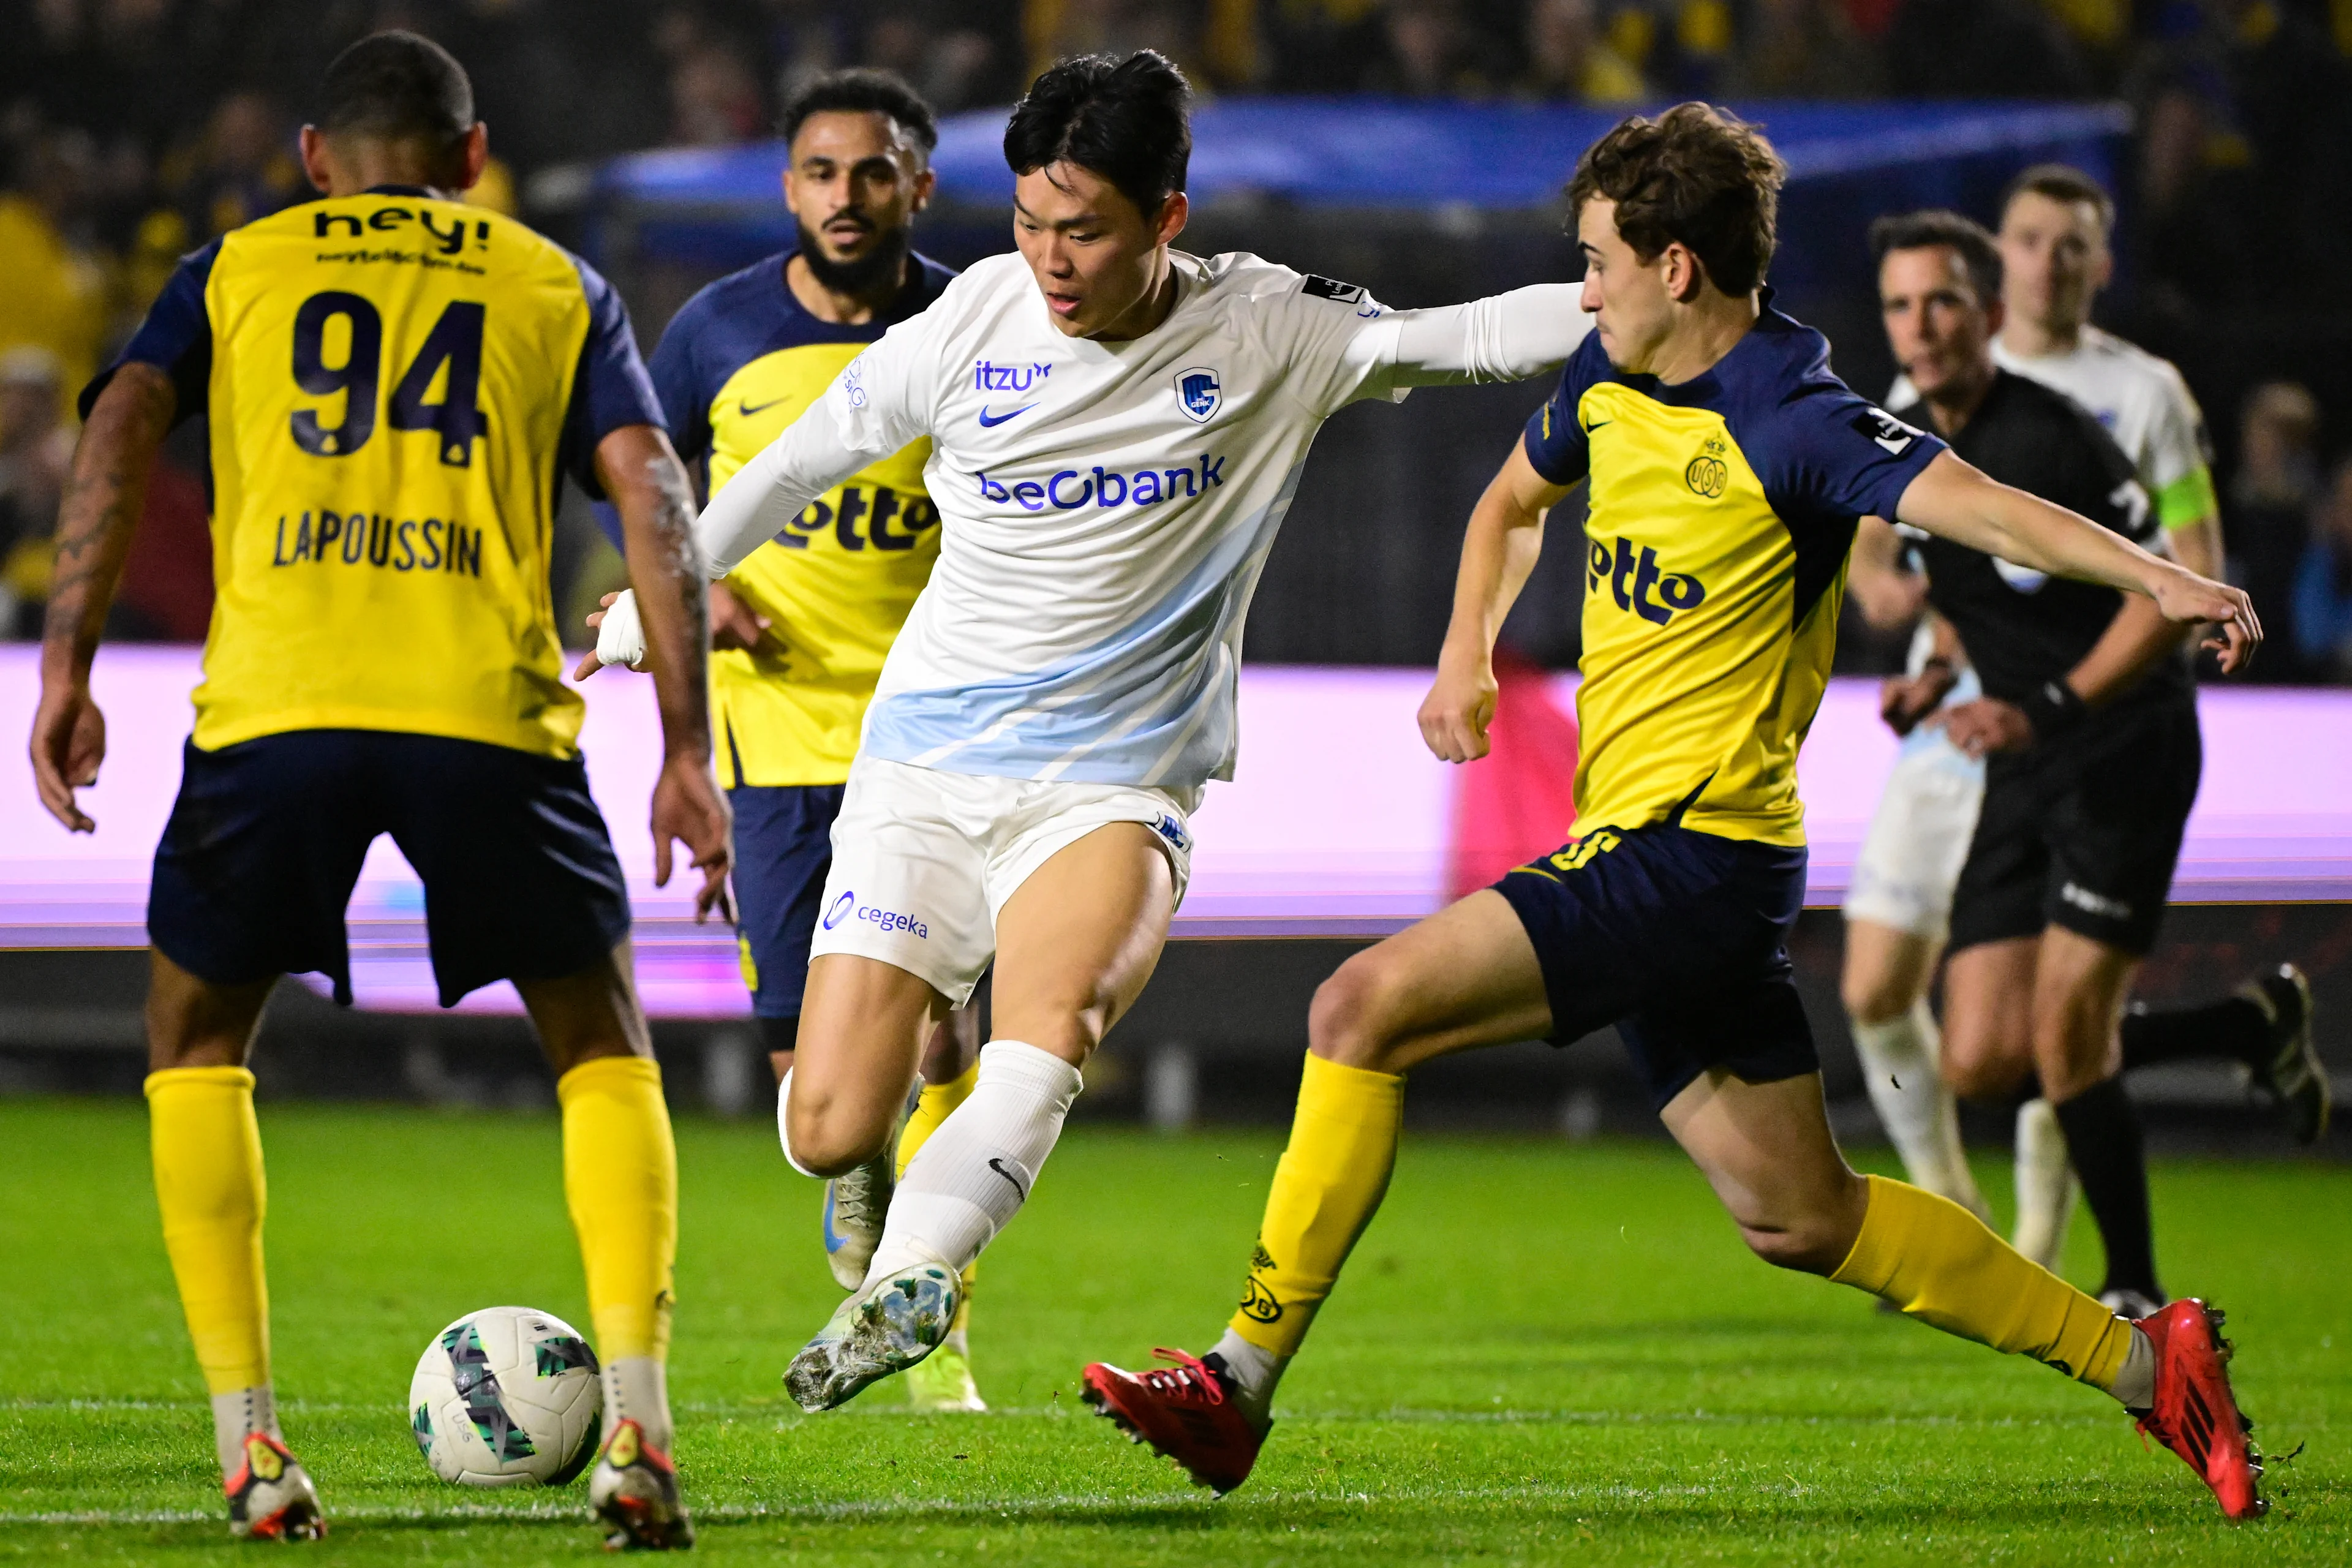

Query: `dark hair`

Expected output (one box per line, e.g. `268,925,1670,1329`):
2000,163,2115,235
1871,209,2003,307
1003,50,1191,219
317,31,473,145
1566,103,1784,296
782,68,938,156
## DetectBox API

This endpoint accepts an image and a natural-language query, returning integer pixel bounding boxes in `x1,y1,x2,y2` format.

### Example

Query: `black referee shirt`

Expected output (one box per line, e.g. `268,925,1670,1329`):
1896,369,2189,709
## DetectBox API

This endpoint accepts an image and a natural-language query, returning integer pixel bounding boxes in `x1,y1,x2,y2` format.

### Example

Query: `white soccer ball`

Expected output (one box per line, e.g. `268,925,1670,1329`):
409,1306,603,1487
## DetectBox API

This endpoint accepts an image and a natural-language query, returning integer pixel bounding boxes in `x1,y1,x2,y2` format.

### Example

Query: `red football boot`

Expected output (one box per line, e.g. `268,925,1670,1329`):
2135,1298,2266,1520
1082,1349,1267,1496
223,1432,326,1541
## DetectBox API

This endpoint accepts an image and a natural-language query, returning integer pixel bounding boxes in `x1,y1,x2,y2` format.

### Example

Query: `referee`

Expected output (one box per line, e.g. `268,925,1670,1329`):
1864,210,2266,1319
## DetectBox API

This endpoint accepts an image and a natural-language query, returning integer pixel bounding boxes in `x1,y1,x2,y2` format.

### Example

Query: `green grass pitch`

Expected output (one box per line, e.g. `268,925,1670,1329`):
1,1096,2343,1564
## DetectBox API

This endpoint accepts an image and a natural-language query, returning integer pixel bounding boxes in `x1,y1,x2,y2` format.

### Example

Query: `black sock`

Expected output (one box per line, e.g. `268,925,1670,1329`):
2119,997,2267,1072
2051,1075,2162,1302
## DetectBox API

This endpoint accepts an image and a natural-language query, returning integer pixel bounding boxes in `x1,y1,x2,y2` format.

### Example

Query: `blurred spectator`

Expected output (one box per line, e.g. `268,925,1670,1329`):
1521,0,1647,103
0,347,72,638
1653,0,1734,97
156,90,302,241
1367,0,1513,97
1027,0,1255,92
0,130,110,420
1263,0,1389,92
1720,0,1883,98
1886,0,2088,97
2230,381,2321,677
2294,456,2352,682
864,1,1020,111
658,10,771,147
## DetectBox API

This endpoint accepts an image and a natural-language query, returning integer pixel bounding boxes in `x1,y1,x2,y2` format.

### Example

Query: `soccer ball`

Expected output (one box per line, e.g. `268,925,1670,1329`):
409,1306,603,1487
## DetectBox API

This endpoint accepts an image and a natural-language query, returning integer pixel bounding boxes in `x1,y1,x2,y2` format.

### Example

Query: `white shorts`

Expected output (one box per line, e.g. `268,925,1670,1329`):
1841,732,1986,943
808,754,1197,1008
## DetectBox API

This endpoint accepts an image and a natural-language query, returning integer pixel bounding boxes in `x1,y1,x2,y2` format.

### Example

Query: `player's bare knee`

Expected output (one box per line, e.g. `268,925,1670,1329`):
1841,969,1913,1028
1306,959,1407,1073
785,1098,891,1177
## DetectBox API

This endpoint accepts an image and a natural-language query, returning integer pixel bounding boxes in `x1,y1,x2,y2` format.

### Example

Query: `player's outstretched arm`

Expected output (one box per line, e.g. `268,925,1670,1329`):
590,423,733,921
1419,435,1572,763
1384,284,1593,388
29,363,176,833
586,325,932,671
1893,450,2260,674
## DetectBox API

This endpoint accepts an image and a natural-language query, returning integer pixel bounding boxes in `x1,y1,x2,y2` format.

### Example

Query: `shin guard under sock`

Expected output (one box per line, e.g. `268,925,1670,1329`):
1830,1174,2136,1396
2050,1075,2161,1301
1229,1054,1405,1359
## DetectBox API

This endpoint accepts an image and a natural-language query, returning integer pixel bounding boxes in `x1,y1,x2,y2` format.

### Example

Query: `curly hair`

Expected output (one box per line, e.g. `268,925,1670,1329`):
1566,103,1787,296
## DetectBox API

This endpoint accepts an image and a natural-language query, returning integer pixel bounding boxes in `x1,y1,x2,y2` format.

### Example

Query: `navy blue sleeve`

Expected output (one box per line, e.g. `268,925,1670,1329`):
562,255,666,498
646,307,710,467
1520,337,1602,486
1761,379,1947,523
81,239,221,424
588,300,710,551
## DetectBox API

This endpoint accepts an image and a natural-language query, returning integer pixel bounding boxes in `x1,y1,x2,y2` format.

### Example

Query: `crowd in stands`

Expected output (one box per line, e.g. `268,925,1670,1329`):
4,0,2352,678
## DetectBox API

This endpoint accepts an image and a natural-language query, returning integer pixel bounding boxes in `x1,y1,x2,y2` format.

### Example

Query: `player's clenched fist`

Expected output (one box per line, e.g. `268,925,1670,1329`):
1419,647,1498,763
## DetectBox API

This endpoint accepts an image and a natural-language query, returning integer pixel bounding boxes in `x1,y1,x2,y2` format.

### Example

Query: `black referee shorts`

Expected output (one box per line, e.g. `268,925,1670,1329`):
1948,697,2201,958
149,729,632,1007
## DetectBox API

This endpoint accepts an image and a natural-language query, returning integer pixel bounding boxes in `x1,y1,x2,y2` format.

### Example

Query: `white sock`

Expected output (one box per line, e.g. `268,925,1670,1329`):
2111,1325,2156,1409
1210,1329,1284,1433
601,1355,673,1452
775,1068,820,1178
863,1040,1081,1283
2011,1098,2078,1272
1852,999,1988,1221
210,1385,282,1476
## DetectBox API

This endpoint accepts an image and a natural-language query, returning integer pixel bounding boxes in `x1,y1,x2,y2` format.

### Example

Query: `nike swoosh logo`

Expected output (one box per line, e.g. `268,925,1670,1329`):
1584,420,1611,433
978,404,1037,428
737,397,787,417
987,1158,1029,1200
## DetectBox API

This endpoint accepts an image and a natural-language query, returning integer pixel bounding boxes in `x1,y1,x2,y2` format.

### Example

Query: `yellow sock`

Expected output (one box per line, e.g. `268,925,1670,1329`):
147,1066,271,1396
1831,1173,2134,1391
897,1061,978,1178
898,1062,982,1328
1229,1054,1404,1357
557,1055,677,1363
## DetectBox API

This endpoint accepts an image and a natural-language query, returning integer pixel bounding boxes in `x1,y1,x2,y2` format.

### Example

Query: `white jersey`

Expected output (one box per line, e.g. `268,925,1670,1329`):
1891,325,2214,529
1992,327,2214,527
684,249,1588,793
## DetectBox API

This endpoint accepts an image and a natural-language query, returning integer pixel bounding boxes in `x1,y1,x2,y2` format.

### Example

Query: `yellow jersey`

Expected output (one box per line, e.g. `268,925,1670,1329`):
86,186,662,758
1523,296,1945,846
641,249,954,788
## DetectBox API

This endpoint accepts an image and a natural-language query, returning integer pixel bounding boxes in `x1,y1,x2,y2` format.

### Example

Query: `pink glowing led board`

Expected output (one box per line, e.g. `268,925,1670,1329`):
4,647,2346,1016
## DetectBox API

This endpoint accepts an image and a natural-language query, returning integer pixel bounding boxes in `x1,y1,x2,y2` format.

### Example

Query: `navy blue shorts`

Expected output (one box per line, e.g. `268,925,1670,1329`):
728,781,848,1020
149,730,631,1008
1493,823,1818,1111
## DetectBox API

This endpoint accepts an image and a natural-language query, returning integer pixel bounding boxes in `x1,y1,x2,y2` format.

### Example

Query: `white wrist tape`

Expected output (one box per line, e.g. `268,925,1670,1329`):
595,588,647,669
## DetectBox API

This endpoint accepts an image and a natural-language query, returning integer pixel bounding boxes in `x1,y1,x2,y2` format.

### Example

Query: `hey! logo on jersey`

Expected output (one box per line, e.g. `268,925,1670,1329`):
1588,537,1707,625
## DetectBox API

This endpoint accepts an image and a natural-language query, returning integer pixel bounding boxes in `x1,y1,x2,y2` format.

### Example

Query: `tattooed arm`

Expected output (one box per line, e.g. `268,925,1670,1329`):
30,364,178,832
586,422,733,920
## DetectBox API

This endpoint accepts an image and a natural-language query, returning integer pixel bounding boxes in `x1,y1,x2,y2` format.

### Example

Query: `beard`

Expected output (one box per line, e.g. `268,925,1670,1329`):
796,219,912,299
